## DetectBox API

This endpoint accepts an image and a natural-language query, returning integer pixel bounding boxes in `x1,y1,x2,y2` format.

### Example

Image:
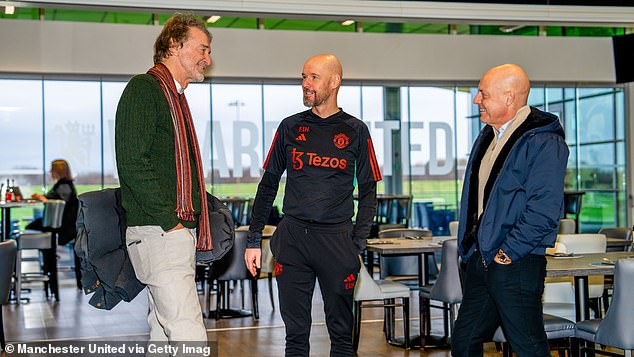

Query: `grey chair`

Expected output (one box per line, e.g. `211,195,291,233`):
575,258,634,357
378,228,436,283
492,314,577,357
0,240,17,351
419,239,462,344
598,227,632,252
559,218,577,234
208,230,258,320
353,256,411,350
448,221,459,236
598,227,633,313
16,199,65,302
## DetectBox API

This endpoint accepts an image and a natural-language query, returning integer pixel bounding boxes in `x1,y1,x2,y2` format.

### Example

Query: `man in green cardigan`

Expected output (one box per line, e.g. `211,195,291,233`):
115,14,212,343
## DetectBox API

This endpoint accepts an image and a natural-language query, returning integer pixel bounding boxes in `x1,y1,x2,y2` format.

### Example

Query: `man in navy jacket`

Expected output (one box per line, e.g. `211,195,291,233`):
451,64,569,357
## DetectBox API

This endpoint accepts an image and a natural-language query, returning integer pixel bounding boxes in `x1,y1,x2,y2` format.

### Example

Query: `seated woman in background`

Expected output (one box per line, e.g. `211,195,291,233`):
27,159,80,289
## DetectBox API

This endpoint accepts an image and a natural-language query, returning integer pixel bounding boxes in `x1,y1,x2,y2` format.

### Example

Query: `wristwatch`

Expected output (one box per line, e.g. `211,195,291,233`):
497,248,512,264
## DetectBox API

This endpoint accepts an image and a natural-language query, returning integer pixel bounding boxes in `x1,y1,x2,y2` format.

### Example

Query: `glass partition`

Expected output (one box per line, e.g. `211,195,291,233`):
0,77,626,232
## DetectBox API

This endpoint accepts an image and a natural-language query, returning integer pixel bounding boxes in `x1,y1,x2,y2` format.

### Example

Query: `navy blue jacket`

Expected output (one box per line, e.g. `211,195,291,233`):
457,107,569,267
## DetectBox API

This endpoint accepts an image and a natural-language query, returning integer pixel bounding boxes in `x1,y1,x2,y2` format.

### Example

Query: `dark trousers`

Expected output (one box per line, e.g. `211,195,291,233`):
271,216,360,357
451,251,549,357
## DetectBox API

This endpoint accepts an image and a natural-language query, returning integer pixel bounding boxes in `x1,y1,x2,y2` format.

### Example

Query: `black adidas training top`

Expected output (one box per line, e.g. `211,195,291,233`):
248,109,381,251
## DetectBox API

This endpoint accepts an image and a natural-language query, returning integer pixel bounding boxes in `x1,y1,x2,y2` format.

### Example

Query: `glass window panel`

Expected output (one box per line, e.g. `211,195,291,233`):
564,88,576,100
578,88,615,97
546,87,563,104
616,90,624,140
578,92,615,144
579,144,615,191
564,99,577,145
44,81,101,193
566,146,578,191
185,83,212,185
339,86,361,119
360,86,384,192
211,84,262,197
617,166,626,193
101,81,126,188
528,86,545,109
407,86,459,217
579,191,617,233
617,142,625,166
617,190,626,227
0,79,44,197
262,84,305,152
400,87,411,189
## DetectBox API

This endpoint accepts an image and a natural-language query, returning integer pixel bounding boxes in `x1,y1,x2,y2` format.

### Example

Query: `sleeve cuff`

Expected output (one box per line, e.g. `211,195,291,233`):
247,231,262,249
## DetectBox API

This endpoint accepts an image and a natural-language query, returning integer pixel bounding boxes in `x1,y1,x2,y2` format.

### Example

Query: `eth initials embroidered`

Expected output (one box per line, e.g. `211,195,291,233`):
344,273,356,290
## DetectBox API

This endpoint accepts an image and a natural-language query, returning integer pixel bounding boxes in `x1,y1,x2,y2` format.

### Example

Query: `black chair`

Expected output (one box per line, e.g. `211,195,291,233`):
207,230,258,320
0,240,17,351
564,191,584,234
374,195,412,226
222,197,251,227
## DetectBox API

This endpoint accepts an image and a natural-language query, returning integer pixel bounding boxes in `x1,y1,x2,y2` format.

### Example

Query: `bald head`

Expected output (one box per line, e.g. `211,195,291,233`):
485,64,530,106
305,54,343,80
302,54,343,115
474,64,531,129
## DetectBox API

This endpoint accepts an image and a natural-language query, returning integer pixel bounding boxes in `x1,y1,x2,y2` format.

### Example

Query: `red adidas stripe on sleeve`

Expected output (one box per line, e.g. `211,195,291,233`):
263,131,279,170
367,138,382,181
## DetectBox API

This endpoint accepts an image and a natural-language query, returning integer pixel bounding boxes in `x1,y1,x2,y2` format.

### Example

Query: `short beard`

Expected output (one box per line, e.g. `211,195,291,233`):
303,91,329,107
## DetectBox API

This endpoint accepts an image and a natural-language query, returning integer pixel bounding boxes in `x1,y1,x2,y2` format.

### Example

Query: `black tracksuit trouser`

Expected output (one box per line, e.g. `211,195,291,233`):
270,215,361,357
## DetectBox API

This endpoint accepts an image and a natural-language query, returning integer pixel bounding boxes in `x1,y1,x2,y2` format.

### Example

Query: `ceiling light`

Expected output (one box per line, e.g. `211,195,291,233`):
341,20,355,26
207,15,221,24
5,6,15,15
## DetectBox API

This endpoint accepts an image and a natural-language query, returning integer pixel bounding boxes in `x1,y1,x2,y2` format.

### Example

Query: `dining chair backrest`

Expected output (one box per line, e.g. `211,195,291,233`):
212,230,249,281
595,258,634,350
554,234,607,255
354,257,384,301
598,227,632,241
0,240,17,304
260,225,277,274
558,218,576,234
429,239,462,304
599,227,632,252
448,221,459,236
42,199,66,229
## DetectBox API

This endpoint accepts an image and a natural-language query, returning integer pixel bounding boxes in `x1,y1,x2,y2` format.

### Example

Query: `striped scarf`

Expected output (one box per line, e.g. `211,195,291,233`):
147,63,212,251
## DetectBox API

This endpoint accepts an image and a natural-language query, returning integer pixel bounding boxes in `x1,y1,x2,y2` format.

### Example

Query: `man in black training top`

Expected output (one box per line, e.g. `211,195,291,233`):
244,54,381,357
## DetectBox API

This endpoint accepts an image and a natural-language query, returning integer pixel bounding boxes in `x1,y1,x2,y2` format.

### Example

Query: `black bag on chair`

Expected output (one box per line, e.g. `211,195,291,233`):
196,193,235,264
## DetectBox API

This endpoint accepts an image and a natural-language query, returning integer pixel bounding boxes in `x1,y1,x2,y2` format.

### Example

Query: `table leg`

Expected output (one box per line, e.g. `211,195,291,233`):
367,251,375,278
1,207,10,241
574,276,590,322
